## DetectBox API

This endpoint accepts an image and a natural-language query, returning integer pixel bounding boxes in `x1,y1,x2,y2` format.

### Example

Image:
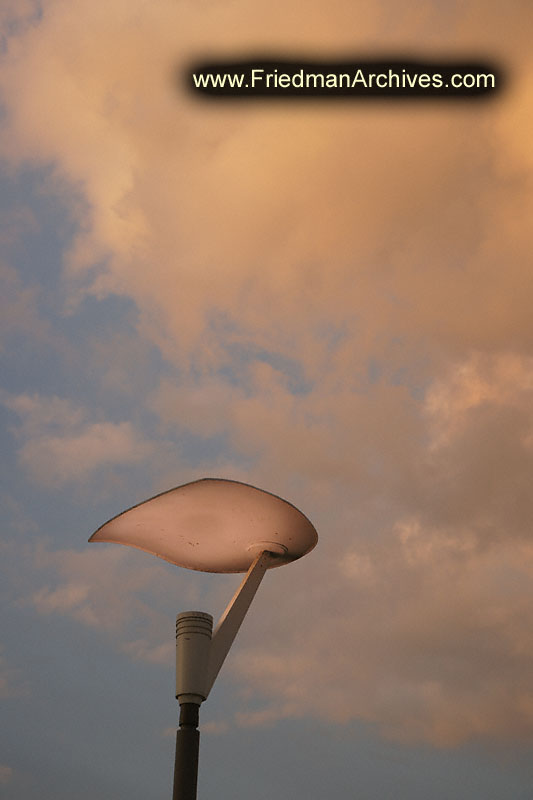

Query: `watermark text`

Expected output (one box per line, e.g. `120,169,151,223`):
187,59,501,99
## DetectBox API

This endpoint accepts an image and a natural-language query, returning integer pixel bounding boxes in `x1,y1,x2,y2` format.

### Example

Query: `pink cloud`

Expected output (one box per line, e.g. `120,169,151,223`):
2,0,533,748
3,392,156,487
0,765,13,786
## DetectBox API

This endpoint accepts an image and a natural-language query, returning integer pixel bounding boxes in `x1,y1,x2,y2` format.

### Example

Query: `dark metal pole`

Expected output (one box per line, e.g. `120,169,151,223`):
174,611,212,800
173,702,200,800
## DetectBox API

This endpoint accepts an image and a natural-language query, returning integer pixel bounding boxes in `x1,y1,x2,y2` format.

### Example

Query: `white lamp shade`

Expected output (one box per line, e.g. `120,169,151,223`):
89,478,318,573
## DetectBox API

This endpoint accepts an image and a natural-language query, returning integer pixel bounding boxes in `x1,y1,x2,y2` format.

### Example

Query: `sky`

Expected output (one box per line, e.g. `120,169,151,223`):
1,0,533,798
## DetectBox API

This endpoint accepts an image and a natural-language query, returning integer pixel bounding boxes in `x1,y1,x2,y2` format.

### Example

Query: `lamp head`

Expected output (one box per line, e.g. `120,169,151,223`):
89,478,318,573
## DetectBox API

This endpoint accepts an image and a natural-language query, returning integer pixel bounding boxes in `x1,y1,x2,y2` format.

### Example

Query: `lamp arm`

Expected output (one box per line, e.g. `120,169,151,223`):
204,550,271,698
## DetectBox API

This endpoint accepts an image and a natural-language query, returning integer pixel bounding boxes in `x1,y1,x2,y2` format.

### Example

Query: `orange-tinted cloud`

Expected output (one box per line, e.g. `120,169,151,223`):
2,392,157,487
2,0,533,747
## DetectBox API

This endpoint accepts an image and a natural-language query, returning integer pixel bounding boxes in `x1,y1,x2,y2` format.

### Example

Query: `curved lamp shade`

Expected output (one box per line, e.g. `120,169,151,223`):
89,478,318,573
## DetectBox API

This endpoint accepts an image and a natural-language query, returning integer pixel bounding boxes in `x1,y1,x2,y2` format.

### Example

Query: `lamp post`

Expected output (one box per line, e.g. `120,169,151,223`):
89,478,318,800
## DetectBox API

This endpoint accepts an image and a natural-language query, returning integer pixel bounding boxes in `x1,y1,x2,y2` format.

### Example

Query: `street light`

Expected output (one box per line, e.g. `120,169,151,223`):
89,477,318,799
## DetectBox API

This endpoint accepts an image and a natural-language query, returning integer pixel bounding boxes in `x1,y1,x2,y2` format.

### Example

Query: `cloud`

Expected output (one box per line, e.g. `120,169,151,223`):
16,353,533,747
121,638,174,664
0,765,13,786
18,420,154,487
201,720,230,735
0,261,50,351
25,541,236,666
0,647,29,700
2,392,156,487
222,353,533,746
230,523,533,746
1,0,531,370
1,0,533,750
425,352,533,448
29,546,172,633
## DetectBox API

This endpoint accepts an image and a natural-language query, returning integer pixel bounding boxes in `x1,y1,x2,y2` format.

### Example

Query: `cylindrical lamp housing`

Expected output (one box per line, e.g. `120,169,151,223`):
176,611,213,704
